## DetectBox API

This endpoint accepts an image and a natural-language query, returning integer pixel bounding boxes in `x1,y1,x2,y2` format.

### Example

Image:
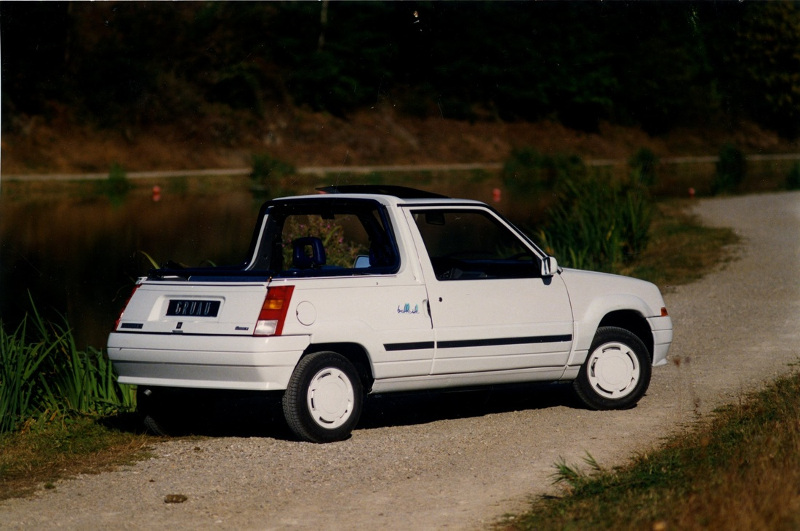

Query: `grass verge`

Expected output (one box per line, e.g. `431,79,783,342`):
621,199,739,290
501,368,800,530
0,415,152,501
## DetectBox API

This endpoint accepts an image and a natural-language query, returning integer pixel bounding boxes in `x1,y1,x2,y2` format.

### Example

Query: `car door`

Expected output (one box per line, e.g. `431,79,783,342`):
402,205,574,379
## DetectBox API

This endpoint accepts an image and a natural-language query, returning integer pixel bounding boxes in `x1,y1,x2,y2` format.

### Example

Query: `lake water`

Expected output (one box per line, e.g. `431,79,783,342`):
0,186,259,348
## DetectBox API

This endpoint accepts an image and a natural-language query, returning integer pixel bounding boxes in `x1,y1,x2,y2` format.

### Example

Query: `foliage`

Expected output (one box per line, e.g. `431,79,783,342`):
3,3,799,136
538,172,652,272
281,215,365,269
502,148,586,196
0,299,134,435
250,153,295,190
704,2,800,138
628,148,659,187
95,163,131,204
787,162,800,191
712,143,746,195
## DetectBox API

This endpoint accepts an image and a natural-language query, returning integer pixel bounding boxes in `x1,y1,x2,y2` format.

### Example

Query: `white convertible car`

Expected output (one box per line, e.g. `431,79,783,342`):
108,185,673,442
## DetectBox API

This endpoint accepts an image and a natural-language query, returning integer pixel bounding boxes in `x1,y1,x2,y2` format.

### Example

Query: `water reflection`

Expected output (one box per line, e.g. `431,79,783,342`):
0,190,258,348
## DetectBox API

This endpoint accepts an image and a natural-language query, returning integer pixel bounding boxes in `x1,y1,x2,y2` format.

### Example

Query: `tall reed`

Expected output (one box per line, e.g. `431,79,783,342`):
539,173,652,272
0,299,134,434
0,317,58,433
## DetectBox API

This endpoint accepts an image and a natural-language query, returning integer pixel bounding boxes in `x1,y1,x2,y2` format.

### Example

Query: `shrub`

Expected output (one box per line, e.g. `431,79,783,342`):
787,162,800,190
629,147,659,187
0,300,134,434
538,175,652,272
502,148,586,196
96,163,131,203
712,144,746,195
250,153,295,193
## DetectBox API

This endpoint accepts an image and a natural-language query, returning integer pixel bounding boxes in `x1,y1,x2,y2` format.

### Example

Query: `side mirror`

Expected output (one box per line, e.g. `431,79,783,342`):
541,256,558,277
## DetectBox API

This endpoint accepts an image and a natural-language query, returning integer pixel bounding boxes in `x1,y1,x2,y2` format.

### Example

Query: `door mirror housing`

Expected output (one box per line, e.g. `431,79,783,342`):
541,256,559,277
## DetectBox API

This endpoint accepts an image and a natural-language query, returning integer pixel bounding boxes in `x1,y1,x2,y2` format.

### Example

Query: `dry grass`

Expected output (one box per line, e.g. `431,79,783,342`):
0,416,152,501
4,105,797,175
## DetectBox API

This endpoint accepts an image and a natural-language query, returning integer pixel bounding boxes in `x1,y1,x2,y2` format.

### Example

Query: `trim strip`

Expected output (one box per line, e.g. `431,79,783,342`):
384,341,435,352
384,335,571,352
438,335,572,349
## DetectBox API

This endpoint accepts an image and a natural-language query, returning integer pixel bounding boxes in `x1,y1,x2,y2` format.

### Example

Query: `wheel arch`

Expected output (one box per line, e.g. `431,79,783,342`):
598,310,653,360
302,342,375,393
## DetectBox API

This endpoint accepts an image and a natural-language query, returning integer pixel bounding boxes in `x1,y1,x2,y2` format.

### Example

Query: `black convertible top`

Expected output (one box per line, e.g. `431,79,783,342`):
316,185,447,199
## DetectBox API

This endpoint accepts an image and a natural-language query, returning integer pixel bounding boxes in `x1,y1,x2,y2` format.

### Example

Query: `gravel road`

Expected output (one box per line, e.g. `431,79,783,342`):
2,191,799,530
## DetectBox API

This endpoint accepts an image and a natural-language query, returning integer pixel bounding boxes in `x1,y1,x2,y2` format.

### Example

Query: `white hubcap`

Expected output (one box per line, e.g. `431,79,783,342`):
587,341,640,399
306,367,355,429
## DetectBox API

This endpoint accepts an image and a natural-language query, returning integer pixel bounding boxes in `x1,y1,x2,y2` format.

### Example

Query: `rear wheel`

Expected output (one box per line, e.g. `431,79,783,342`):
282,351,363,443
573,326,651,410
137,386,174,436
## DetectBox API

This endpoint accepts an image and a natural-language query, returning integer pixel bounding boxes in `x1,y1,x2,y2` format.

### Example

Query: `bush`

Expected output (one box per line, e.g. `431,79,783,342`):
96,163,131,203
787,162,800,190
250,153,295,192
538,175,652,272
502,148,586,196
629,147,659,187
712,144,746,195
0,301,134,434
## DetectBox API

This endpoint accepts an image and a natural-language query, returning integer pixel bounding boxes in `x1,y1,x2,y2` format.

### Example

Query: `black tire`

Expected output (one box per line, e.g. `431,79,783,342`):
282,351,364,443
573,326,652,410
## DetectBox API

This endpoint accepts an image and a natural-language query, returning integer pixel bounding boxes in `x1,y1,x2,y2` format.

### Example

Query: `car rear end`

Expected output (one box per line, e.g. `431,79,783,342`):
107,277,308,391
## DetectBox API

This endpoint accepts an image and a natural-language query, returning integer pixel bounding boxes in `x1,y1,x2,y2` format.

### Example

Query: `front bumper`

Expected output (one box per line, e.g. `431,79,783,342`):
107,332,310,391
648,315,673,366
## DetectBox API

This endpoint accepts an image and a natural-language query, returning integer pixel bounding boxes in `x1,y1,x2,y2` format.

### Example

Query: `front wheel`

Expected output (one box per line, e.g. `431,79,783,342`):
573,326,651,410
282,351,364,443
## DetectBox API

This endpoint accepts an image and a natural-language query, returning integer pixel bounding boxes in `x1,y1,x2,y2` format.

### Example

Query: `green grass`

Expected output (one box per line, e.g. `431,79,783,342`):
502,370,800,530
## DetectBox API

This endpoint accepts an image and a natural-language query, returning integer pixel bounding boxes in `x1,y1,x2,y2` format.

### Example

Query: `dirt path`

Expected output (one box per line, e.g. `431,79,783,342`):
2,191,799,530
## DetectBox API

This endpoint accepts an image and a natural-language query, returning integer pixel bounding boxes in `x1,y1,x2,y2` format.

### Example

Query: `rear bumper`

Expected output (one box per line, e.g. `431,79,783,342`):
107,332,310,391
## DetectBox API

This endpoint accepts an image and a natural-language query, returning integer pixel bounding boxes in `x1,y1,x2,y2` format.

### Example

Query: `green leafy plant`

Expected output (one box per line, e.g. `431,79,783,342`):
250,153,295,193
281,215,365,268
552,453,603,491
0,317,58,433
787,162,800,190
538,174,652,272
502,148,586,196
0,297,135,435
95,162,132,204
712,143,746,195
629,147,659,187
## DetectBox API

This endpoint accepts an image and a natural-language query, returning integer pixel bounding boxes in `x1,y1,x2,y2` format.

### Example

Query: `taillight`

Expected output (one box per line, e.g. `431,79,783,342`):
114,284,140,331
255,285,295,336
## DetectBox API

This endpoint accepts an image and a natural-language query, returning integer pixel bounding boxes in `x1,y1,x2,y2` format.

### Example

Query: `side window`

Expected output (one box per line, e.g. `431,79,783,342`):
411,209,539,280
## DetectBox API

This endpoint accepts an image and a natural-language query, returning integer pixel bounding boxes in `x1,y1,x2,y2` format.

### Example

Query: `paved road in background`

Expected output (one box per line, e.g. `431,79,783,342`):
1,191,799,530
